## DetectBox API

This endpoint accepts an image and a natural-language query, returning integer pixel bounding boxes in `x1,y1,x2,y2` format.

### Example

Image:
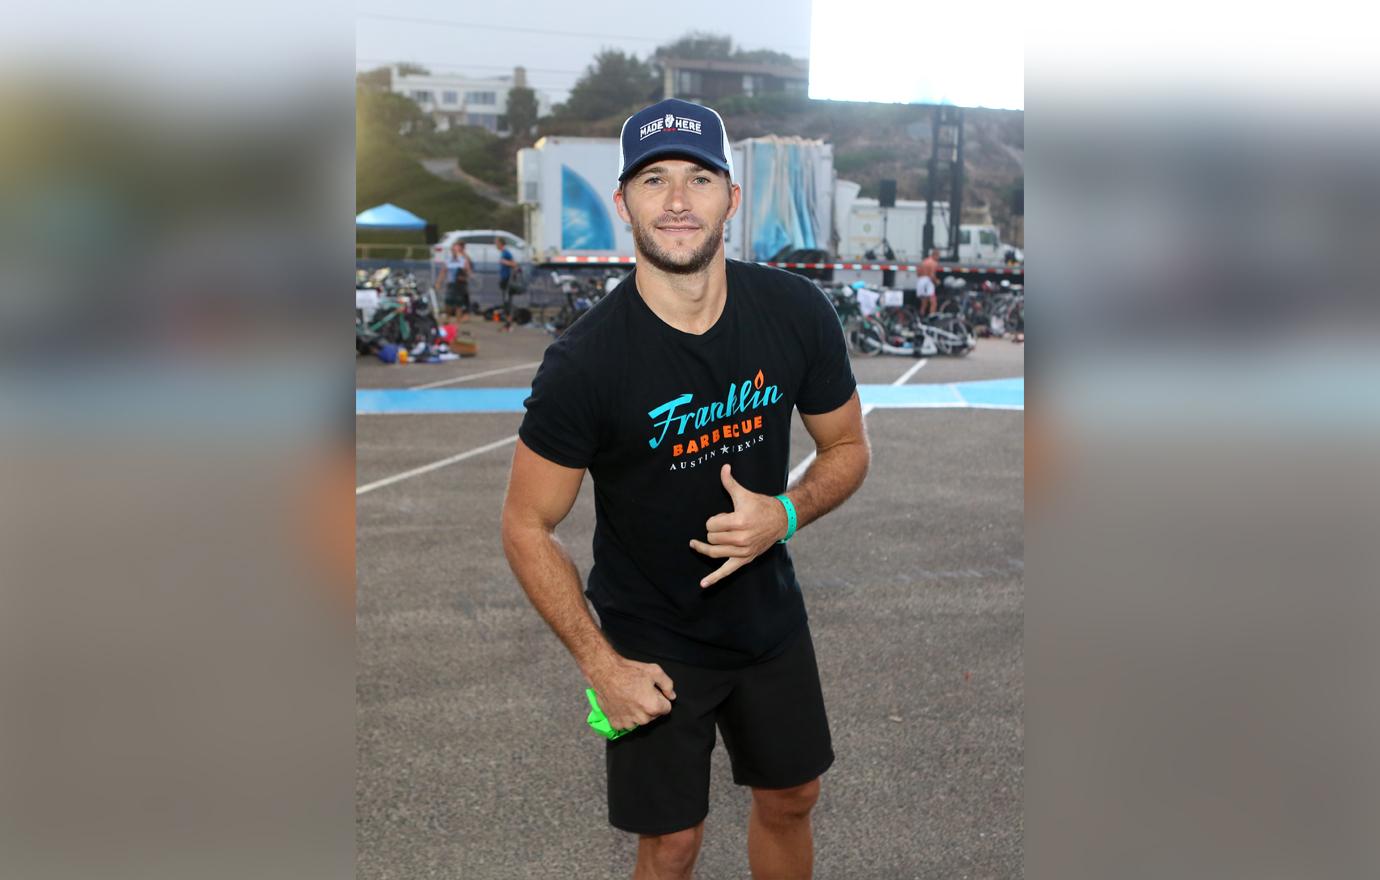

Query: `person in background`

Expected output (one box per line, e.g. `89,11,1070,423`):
496,236,518,331
444,241,473,321
917,247,940,318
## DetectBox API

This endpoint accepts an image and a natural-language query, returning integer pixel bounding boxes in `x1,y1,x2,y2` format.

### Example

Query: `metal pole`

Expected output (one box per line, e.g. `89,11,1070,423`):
923,107,939,253
949,107,965,263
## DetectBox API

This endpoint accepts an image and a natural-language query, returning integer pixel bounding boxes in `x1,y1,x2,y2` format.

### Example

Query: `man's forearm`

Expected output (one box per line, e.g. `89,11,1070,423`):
502,522,617,678
784,436,870,532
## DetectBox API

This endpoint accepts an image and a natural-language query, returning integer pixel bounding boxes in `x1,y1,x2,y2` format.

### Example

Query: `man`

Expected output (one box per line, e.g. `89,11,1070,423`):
496,236,518,330
917,247,940,317
443,241,473,320
501,98,869,880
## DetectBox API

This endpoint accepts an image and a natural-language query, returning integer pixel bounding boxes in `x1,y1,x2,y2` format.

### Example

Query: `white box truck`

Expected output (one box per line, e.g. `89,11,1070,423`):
517,136,834,264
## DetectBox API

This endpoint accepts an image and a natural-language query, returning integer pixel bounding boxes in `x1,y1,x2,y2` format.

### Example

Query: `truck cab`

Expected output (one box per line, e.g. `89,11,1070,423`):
957,225,1021,265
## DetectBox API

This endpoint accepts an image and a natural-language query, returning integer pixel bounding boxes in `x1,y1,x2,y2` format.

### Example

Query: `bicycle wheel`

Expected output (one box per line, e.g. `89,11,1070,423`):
932,316,973,356
549,305,575,337
407,314,439,353
850,317,885,356
377,314,404,345
842,317,863,355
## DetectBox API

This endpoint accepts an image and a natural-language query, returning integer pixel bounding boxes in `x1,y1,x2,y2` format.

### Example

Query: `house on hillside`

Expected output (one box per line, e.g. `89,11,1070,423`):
659,57,809,103
389,65,553,134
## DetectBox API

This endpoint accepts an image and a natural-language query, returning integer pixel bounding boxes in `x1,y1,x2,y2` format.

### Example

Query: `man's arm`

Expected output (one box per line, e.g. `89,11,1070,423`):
786,389,871,529
691,391,870,587
501,439,675,729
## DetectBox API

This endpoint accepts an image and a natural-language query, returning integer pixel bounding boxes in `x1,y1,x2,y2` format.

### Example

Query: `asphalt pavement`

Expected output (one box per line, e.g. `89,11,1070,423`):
356,316,1024,879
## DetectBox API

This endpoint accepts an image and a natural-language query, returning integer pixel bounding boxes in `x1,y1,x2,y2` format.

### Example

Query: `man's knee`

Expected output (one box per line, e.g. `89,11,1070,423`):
639,824,703,874
752,778,821,826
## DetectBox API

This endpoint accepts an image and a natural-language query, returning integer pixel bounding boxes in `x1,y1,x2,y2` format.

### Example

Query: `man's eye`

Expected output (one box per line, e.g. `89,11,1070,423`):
694,176,711,184
643,176,663,185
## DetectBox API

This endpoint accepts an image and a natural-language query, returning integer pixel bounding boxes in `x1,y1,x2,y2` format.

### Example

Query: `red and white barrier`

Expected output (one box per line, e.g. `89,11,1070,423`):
543,255,1023,276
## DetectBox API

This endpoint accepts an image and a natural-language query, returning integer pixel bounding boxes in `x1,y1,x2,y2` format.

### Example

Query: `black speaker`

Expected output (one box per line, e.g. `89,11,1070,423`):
424,223,439,244
878,179,897,208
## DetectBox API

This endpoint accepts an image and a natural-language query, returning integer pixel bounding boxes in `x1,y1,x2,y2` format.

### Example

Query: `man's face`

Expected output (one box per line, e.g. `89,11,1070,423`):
614,159,740,275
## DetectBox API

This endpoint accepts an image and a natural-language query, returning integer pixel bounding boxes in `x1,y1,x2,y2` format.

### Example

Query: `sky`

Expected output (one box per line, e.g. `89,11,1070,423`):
354,0,815,105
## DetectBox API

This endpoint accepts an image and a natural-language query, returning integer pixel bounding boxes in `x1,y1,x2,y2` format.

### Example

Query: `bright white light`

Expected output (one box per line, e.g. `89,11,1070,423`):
808,0,1023,109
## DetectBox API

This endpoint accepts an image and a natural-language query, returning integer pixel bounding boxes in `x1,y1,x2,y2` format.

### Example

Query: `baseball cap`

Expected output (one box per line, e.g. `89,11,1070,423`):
617,98,734,182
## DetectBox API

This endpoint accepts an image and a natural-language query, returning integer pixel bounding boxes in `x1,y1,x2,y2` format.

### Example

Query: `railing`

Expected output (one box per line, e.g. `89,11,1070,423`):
356,243,435,260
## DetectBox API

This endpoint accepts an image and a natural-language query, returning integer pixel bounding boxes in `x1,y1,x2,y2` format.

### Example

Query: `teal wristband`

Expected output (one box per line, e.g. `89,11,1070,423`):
775,494,797,543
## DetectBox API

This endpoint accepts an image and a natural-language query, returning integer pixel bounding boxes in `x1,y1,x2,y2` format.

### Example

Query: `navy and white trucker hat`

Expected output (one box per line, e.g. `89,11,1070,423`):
617,98,734,182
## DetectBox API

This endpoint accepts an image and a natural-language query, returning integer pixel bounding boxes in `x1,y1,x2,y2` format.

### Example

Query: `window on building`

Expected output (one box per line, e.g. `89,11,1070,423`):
410,90,433,104
465,113,499,132
675,70,703,96
742,74,758,97
979,229,998,246
465,91,496,105
442,90,458,105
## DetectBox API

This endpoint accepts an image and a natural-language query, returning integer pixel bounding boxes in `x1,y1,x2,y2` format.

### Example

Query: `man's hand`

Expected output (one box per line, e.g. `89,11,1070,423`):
587,655,676,731
689,464,789,589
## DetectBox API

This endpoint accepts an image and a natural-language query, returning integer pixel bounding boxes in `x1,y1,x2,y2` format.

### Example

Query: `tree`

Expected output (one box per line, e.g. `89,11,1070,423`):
503,87,539,141
357,66,391,92
357,63,433,93
554,49,659,121
356,86,431,144
654,32,734,61
653,32,796,67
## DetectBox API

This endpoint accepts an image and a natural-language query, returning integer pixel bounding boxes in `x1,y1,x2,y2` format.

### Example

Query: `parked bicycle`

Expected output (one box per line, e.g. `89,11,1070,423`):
828,282,974,357
826,285,886,357
543,270,616,337
357,270,440,355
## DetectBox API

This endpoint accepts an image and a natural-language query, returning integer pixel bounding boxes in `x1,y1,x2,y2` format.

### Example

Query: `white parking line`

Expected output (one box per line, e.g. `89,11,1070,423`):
409,361,543,390
355,434,518,496
787,359,927,487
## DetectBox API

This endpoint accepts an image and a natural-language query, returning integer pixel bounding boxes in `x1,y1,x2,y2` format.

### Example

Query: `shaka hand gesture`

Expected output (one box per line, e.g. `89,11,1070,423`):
689,464,790,589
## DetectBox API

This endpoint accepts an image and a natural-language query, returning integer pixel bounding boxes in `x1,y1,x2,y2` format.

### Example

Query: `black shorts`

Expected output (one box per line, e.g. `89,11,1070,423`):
605,626,834,835
444,281,469,309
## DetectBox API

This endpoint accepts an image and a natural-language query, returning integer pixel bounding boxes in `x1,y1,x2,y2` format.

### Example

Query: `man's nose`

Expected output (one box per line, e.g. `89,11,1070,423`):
662,178,689,212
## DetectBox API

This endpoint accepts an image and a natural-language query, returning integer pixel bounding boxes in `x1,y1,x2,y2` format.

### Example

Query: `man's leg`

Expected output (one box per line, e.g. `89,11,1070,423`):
717,628,833,880
747,779,820,880
633,822,705,880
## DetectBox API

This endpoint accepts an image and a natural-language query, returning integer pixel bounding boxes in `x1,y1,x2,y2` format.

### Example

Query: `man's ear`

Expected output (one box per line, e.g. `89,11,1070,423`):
725,183,742,222
613,188,632,226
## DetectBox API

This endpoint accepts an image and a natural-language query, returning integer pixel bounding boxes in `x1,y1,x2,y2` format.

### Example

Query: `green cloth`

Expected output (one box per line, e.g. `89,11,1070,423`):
585,688,636,740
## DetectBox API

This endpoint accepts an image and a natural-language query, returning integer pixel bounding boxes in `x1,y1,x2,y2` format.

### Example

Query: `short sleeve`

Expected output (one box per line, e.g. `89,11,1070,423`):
519,342,601,468
795,283,858,415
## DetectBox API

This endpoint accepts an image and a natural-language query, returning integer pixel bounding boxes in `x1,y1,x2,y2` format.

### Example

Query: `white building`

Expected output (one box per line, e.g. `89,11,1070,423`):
389,65,553,135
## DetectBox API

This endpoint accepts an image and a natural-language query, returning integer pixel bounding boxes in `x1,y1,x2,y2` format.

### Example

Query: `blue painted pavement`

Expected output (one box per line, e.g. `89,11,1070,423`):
356,378,1023,415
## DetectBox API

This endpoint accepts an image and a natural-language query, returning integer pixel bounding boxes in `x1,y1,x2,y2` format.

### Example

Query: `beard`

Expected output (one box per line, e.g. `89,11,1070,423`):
629,209,727,275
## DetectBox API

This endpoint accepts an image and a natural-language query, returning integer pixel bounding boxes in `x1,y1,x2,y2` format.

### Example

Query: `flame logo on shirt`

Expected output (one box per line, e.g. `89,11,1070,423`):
753,369,764,390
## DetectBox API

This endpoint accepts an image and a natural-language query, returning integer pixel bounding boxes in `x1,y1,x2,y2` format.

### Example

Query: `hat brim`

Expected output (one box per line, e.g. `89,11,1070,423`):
619,146,732,182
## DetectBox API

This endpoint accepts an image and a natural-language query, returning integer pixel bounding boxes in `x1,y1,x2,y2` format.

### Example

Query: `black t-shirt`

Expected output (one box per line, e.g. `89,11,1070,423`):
519,260,856,668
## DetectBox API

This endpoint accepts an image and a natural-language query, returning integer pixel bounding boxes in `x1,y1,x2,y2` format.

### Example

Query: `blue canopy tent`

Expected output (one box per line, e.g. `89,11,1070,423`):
355,202,428,230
